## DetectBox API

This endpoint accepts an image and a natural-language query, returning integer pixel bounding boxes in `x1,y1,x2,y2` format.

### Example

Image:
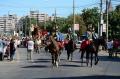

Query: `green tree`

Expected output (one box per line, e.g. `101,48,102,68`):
109,5,120,38
22,16,38,36
66,14,86,35
81,7,99,32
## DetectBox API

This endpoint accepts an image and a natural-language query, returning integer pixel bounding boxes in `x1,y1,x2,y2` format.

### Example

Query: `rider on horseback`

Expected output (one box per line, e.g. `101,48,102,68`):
80,30,99,67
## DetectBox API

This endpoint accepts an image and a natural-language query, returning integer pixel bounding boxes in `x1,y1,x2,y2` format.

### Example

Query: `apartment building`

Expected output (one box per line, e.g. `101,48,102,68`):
30,10,49,22
0,14,17,35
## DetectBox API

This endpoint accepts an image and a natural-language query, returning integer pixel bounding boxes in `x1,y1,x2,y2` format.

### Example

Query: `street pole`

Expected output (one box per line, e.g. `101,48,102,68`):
73,0,75,41
100,0,103,37
106,0,109,41
29,15,31,36
25,16,27,37
54,8,57,32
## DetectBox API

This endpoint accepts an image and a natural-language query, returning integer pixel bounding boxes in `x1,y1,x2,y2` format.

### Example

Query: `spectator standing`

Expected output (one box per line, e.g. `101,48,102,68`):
107,39,113,57
0,39,4,61
27,38,34,61
10,39,16,61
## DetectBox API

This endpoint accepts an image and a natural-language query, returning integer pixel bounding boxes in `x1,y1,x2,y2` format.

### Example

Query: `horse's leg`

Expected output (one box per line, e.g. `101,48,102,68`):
51,53,55,66
71,52,73,61
94,52,99,65
94,45,99,65
86,50,89,67
81,50,85,66
58,50,62,62
90,52,93,67
55,53,59,67
67,50,70,60
45,46,48,53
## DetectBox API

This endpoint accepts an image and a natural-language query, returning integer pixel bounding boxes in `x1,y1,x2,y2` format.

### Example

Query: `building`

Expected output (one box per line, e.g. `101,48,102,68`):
15,16,23,33
0,14,17,35
30,10,49,23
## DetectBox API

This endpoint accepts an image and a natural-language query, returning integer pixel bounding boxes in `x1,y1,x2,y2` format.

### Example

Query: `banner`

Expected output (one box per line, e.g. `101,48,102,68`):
74,24,79,30
103,24,106,32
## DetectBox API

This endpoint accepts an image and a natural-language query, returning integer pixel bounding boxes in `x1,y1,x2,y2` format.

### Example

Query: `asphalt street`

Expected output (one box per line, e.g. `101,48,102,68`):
0,47,120,79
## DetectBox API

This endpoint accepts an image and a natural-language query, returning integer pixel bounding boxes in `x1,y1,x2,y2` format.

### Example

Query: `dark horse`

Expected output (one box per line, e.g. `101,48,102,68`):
86,40,99,67
65,39,75,61
80,37,104,67
45,36,62,67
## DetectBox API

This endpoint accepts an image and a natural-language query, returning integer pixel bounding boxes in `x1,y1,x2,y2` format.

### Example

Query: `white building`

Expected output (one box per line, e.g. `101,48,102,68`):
30,10,49,22
0,14,17,35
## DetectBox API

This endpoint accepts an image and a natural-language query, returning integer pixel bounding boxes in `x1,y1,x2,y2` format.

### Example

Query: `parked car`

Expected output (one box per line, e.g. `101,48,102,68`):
75,41,82,49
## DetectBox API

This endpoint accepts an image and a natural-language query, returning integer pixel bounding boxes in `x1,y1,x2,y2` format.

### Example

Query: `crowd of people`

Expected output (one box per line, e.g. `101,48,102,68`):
1,32,120,64
107,38,120,57
0,36,19,61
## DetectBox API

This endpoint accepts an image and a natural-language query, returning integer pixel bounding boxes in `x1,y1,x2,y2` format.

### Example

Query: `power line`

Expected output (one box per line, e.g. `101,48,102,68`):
0,2,99,9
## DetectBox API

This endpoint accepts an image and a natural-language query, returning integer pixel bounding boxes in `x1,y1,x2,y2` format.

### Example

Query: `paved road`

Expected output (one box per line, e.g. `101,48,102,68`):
0,47,120,79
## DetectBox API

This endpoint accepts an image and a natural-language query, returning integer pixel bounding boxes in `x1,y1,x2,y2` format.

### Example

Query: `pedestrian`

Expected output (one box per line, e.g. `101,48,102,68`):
10,38,16,61
107,39,113,57
27,37,34,61
0,39,4,61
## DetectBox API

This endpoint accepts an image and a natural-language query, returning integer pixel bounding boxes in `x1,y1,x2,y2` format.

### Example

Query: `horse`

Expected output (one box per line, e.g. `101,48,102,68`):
84,36,106,67
86,40,99,67
80,39,99,67
45,36,63,67
98,36,107,50
65,39,76,61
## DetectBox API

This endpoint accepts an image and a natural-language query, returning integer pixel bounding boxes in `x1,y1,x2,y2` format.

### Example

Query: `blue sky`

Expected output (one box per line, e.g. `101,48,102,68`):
0,0,119,17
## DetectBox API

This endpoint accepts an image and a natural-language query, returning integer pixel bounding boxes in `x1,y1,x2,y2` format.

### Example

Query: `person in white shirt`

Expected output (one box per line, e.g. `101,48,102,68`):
107,39,113,57
27,38,34,60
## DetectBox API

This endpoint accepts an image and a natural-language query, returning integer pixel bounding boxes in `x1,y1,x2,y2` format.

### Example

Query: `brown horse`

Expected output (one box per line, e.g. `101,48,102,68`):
46,36,61,67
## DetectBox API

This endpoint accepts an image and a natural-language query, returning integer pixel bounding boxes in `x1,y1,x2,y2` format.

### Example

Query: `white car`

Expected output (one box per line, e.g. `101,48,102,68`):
75,41,82,49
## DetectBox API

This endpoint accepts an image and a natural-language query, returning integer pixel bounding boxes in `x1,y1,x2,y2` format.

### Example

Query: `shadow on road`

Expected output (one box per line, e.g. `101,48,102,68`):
99,56,120,62
33,60,50,63
21,65,48,68
37,59,51,61
33,75,120,79
33,58,66,63
69,60,87,63
60,64,83,67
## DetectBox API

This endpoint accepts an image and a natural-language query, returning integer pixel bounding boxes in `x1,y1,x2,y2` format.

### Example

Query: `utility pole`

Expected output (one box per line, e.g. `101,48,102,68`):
25,16,27,37
54,8,57,32
106,0,109,41
99,0,103,37
73,0,75,41
29,14,31,36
